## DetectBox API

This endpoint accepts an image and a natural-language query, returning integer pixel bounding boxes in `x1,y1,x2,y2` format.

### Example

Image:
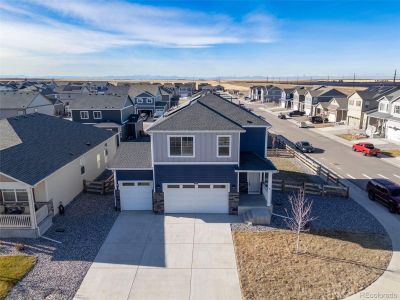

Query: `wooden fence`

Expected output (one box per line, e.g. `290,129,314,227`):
271,179,349,198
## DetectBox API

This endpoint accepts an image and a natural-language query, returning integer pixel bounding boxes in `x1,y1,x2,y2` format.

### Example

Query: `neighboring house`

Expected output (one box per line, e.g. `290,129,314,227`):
110,93,277,218
249,85,266,101
280,88,295,108
128,84,164,117
365,89,400,141
346,86,397,129
292,87,310,111
0,91,55,119
265,86,283,103
304,88,347,116
0,113,117,238
177,82,196,97
88,81,110,93
68,93,139,141
326,97,349,123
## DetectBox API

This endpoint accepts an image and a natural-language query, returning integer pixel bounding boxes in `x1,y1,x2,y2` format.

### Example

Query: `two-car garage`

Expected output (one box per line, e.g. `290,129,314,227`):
163,183,229,213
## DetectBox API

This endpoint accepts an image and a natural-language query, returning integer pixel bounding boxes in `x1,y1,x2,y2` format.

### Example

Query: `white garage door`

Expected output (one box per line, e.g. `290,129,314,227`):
387,126,400,143
328,112,336,123
119,181,153,211
163,183,229,213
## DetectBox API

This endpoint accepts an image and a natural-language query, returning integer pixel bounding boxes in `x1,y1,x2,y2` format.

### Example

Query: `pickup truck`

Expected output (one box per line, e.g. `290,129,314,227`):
352,142,381,156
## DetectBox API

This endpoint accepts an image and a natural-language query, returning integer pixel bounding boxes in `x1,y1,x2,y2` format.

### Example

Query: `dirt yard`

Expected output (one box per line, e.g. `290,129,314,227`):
233,230,391,300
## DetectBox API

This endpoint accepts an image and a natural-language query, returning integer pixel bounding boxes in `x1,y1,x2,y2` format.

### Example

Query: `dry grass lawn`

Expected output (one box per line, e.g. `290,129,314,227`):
233,230,391,300
269,157,312,182
336,133,365,141
381,149,400,157
314,123,334,128
0,255,36,300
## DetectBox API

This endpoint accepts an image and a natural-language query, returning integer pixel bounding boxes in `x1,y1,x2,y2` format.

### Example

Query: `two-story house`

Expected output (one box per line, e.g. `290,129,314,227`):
304,87,347,116
177,82,196,97
365,89,400,141
110,94,277,219
292,87,310,111
265,85,283,103
249,85,266,101
68,93,139,141
346,86,398,129
128,83,168,117
280,88,295,108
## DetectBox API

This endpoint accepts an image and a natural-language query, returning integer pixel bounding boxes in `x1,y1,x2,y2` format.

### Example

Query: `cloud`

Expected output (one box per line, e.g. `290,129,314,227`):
0,0,276,57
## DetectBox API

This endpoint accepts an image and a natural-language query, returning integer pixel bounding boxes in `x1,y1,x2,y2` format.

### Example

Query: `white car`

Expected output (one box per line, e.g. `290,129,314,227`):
298,121,308,128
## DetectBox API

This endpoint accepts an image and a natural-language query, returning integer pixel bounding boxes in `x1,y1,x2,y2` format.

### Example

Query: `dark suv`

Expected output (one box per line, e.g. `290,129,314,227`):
366,179,400,213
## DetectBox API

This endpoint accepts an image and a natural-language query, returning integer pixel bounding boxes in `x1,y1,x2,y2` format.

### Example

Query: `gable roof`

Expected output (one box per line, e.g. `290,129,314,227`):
109,142,152,169
328,97,348,110
0,113,115,185
0,91,51,109
352,86,399,101
128,83,160,98
68,94,132,110
379,89,400,103
147,101,244,132
197,94,270,127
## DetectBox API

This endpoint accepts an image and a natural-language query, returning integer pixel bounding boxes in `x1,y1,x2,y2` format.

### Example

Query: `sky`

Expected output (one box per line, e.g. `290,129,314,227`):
0,0,399,78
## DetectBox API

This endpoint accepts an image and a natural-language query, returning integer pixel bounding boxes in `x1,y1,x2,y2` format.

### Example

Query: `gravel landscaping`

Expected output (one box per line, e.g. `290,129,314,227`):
0,193,118,300
232,191,388,235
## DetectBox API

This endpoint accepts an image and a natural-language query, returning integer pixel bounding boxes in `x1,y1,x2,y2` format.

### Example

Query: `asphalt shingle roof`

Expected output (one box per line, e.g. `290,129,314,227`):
236,152,277,171
128,83,160,98
148,101,244,131
197,94,270,127
68,94,130,110
0,91,46,109
0,113,115,185
109,142,152,169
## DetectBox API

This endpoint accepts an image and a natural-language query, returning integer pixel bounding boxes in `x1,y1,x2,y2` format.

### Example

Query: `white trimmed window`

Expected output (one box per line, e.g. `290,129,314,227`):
146,98,152,103
217,136,231,157
168,136,194,157
97,154,101,169
394,105,400,115
2,189,29,203
80,111,89,119
80,158,86,175
93,111,102,119
137,98,143,104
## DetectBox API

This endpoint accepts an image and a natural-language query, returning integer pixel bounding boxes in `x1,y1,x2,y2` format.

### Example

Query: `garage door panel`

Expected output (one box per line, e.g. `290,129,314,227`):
119,181,153,211
164,183,229,213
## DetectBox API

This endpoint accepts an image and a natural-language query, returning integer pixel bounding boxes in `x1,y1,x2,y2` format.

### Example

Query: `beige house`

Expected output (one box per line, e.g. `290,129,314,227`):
0,114,117,238
326,97,348,123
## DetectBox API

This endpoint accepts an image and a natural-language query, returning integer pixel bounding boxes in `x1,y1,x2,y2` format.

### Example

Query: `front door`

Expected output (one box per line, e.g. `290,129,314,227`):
248,173,261,194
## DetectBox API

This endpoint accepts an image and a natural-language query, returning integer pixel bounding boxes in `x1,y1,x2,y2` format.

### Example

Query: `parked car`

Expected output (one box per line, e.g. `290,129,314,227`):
244,96,250,101
295,141,314,153
298,121,308,128
278,113,287,119
367,179,400,213
288,110,305,117
352,142,381,156
309,116,327,124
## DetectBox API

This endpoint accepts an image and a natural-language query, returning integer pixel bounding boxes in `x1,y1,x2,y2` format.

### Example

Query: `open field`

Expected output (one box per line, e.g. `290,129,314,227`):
233,230,391,300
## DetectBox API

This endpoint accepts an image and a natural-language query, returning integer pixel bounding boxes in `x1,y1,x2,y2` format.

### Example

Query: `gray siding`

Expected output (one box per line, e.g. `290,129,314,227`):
121,105,134,123
71,109,122,123
152,132,240,163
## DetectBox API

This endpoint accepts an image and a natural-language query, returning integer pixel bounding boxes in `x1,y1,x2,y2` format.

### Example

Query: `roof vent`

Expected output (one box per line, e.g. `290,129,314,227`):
247,120,253,124
86,142,91,146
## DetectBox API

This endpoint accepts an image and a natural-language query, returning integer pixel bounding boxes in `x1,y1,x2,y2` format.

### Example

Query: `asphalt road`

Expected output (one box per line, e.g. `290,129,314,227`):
239,101,400,190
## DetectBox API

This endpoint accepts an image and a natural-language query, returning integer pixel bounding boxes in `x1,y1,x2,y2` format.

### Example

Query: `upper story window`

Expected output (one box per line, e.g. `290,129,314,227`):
349,99,354,106
80,111,89,119
355,100,361,107
93,111,102,119
137,98,143,104
146,98,152,103
394,105,400,115
217,136,231,157
168,136,194,157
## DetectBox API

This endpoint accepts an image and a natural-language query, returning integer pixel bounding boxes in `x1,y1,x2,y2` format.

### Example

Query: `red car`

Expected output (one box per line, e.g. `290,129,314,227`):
352,142,381,156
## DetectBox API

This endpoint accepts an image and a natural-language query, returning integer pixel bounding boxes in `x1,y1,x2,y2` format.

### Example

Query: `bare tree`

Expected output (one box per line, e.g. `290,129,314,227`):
285,189,316,255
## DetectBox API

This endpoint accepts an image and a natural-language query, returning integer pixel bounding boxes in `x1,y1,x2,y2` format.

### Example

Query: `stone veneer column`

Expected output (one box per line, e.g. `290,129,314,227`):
153,192,164,213
229,192,239,215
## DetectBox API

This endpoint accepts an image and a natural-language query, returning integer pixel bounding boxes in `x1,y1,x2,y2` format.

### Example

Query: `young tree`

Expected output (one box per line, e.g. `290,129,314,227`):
285,189,316,255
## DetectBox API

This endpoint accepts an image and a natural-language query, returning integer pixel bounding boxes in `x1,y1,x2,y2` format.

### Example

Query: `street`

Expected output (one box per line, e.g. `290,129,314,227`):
240,101,400,190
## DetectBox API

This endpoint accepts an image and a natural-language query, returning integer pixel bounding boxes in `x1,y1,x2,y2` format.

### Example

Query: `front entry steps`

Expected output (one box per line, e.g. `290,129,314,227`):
242,207,272,225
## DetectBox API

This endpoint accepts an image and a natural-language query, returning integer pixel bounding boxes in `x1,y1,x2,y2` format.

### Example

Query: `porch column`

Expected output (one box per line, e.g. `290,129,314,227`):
28,188,37,230
267,172,273,206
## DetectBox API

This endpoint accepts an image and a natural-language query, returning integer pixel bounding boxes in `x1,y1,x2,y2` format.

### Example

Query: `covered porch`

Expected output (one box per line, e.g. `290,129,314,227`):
0,176,53,238
235,152,278,212
365,111,391,138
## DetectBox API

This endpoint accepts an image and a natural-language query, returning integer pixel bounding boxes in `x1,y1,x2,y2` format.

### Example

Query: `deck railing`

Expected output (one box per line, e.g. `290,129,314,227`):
0,214,32,228
36,204,49,224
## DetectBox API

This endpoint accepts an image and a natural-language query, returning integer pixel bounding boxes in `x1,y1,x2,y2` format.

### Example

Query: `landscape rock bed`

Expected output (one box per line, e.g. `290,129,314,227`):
232,191,388,236
0,193,118,300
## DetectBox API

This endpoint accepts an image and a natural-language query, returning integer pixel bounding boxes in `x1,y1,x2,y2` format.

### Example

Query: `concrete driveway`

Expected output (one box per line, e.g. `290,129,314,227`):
75,212,243,300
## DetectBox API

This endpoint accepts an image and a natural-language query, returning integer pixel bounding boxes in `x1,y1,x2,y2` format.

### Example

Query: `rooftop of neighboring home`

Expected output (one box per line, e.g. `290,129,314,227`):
109,142,152,169
0,91,49,109
148,93,269,132
68,93,131,110
381,88,400,102
328,97,349,110
352,86,399,101
0,113,115,186
128,83,160,97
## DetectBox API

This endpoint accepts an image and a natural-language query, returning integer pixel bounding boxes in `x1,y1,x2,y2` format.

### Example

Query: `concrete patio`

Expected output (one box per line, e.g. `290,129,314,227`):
74,212,243,300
